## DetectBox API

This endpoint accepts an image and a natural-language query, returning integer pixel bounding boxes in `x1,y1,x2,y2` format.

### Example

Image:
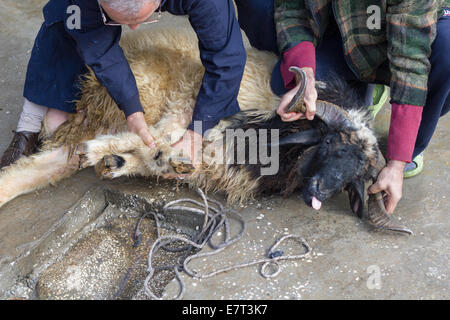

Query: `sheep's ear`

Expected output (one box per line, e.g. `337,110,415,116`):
345,178,365,219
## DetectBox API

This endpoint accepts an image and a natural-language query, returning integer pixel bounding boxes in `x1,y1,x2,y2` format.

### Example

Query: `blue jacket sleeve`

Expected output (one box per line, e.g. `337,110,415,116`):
185,0,246,135
65,0,143,118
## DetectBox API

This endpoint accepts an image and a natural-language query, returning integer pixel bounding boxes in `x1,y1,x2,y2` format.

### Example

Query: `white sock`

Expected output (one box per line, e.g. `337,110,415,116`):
16,99,48,133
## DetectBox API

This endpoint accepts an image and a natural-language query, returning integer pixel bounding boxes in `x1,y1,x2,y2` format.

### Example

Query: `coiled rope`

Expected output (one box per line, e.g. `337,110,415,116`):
142,188,312,300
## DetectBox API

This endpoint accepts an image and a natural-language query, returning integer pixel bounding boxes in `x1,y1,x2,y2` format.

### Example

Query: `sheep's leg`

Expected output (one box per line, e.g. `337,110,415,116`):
0,147,79,209
77,132,161,168
93,142,178,180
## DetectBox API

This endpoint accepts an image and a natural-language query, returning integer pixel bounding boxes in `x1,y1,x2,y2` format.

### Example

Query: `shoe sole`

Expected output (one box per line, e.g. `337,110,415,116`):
404,154,424,178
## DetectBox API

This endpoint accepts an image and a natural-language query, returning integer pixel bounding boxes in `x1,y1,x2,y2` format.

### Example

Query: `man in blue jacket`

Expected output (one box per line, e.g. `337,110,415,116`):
0,0,246,169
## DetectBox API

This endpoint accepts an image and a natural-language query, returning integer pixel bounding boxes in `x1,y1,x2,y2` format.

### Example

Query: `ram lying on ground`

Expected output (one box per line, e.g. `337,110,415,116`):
0,27,411,234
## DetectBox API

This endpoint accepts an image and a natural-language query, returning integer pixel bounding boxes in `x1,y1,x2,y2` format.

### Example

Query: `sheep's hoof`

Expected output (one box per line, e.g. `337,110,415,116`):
95,155,125,179
104,154,125,169
169,157,195,174
98,167,113,180
75,143,91,169
78,154,89,169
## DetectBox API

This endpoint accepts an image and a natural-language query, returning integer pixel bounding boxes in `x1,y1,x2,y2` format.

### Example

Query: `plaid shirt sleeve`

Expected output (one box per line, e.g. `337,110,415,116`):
274,0,318,53
387,0,439,107
275,0,321,89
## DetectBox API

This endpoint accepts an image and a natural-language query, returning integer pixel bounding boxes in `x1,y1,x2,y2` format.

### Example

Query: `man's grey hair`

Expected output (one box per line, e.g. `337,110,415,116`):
99,0,161,16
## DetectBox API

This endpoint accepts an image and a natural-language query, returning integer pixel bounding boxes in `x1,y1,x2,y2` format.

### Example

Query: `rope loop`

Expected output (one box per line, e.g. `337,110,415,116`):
141,188,312,299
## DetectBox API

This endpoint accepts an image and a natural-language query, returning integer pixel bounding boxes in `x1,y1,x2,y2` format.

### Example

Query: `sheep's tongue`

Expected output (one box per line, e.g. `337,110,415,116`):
312,197,322,210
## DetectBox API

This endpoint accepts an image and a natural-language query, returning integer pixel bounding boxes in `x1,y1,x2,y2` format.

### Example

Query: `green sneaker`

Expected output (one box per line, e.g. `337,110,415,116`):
368,84,388,119
404,153,424,178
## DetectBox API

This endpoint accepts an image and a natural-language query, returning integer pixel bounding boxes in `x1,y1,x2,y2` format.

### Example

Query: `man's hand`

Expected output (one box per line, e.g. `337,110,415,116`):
276,67,317,122
127,112,156,148
368,160,406,214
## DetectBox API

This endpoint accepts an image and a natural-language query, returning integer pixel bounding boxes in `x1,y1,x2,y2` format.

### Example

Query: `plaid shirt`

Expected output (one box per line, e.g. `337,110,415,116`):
275,0,446,107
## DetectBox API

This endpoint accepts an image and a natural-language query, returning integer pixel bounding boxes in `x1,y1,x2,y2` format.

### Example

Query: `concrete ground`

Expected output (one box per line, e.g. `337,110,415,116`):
0,1,448,300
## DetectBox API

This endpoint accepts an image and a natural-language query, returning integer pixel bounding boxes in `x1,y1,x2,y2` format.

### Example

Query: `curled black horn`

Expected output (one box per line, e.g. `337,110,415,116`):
367,193,413,235
315,101,356,131
285,67,307,114
367,148,413,235
286,66,356,131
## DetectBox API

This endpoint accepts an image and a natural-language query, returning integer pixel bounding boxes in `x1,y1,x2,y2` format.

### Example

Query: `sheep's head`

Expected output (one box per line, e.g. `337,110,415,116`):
302,130,367,211
282,67,413,234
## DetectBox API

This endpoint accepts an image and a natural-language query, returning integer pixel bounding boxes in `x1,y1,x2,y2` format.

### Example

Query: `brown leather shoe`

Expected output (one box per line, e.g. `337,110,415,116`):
0,131,40,169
